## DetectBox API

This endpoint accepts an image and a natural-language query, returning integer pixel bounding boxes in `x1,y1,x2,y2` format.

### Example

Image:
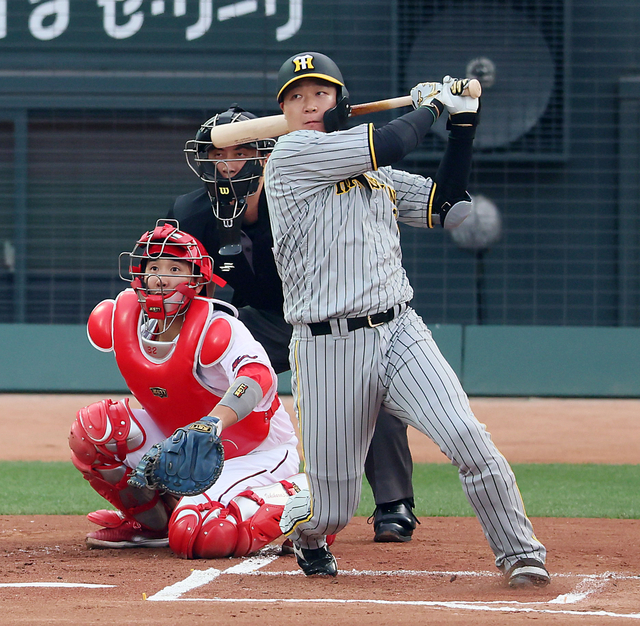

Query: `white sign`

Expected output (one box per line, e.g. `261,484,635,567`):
2,0,302,42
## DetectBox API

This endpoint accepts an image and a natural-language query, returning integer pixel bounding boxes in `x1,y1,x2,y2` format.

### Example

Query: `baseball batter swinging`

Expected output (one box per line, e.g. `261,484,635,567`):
170,105,419,543
264,51,550,588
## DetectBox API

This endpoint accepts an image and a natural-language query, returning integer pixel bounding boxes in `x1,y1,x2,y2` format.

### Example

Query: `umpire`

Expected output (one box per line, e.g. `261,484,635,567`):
168,105,418,543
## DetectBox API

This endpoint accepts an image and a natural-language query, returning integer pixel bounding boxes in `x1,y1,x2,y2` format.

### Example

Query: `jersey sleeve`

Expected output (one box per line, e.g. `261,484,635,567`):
270,124,376,190
388,167,434,229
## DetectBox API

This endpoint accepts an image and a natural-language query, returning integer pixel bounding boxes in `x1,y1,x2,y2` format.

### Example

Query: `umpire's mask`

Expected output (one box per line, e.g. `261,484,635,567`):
185,105,275,256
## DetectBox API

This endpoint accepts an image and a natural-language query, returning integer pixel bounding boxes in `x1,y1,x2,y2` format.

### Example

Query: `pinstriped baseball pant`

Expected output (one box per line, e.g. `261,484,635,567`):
286,307,546,571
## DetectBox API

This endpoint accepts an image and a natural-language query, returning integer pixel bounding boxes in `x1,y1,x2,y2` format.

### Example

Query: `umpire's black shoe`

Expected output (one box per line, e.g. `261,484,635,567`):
293,544,338,577
370,499,420,543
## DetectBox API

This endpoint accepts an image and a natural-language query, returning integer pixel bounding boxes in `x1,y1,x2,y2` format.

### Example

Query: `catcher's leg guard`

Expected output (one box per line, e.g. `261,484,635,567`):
231,495,285,557
230,475,309,557
168,475,309,559
168,501,237,559
70,399,168,532
72,398,146,461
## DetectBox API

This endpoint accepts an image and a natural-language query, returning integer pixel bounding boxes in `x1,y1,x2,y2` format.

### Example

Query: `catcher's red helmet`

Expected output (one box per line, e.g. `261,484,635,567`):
122,220,224,322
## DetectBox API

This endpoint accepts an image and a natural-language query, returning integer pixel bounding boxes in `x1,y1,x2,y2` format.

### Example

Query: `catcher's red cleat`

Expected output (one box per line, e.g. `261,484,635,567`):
86,512,168,549
87,509,126,528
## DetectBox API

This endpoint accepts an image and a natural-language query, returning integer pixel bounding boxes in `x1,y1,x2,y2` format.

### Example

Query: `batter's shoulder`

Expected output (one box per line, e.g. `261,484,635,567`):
272,130,322,154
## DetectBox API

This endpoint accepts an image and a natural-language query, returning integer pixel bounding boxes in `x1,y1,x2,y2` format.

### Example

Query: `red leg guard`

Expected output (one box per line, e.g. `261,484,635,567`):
230,497,285,557
81,464,168,531
74,398,146,460
70,399,167,532
168,501,237,559
194,509,239,559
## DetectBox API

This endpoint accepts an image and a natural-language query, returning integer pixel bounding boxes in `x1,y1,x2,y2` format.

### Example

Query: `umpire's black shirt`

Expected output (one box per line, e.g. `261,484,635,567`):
168,187,284,314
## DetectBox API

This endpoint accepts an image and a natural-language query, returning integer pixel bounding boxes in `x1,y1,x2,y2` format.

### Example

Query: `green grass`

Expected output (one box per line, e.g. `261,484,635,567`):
356,463,640,519
2,461,639,518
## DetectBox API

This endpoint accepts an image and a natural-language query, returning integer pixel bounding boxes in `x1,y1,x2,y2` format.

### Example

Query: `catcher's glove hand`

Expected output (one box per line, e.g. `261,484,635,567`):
127,417,224,496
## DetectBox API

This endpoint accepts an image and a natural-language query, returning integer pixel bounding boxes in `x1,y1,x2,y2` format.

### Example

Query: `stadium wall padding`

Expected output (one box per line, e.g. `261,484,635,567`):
1,324,637,397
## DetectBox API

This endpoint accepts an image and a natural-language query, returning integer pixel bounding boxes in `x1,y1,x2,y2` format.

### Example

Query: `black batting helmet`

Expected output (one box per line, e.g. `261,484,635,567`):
276,52,351,132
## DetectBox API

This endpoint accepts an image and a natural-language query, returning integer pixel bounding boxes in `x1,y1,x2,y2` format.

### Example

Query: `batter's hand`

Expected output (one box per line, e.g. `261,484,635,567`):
435,76,480,115
410,81,442,110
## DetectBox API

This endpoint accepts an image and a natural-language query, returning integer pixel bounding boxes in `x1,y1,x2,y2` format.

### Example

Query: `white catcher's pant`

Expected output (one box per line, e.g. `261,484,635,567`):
124,408,300,508
284,307,546,571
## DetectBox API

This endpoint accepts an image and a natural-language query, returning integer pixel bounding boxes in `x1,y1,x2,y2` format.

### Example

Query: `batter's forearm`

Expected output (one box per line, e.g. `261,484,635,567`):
372,105,444,167
434,123,476,200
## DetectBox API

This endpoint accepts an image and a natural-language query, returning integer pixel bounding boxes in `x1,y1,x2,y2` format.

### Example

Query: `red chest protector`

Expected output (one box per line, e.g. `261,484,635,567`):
88,289,272,459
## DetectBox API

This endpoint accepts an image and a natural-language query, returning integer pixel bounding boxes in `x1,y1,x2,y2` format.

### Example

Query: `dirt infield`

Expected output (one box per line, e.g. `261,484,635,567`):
2,516,639,625
1,395,639,624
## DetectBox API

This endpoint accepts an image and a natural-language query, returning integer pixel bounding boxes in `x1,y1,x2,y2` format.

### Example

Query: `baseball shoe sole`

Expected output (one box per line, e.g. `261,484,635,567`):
86,518,169,549
506,559,551,588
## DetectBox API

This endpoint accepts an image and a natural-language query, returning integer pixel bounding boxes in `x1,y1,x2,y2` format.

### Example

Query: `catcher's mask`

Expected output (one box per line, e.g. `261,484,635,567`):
184,105,275,256
120,220,225,328
276,51,351,132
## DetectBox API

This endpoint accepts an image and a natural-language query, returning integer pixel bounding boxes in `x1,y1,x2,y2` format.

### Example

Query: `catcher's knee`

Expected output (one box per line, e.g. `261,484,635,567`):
169,501,236,559
168,489,287,559
232,499,284,557
69,398,145,470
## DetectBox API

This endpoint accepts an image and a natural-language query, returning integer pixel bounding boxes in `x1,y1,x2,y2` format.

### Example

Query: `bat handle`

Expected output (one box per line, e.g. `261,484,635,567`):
461,78,482,99
350,79,481,118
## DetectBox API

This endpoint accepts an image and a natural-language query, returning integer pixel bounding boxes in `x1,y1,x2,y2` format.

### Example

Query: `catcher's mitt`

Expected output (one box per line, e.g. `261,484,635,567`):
127,417,224,496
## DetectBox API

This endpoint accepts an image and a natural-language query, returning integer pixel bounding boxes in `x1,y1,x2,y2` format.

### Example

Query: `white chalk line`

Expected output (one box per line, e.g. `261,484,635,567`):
147,555,278,601
146,558,640,620
4,557,635,619
0,582,115,588
148,597,640,619
237,568,640,580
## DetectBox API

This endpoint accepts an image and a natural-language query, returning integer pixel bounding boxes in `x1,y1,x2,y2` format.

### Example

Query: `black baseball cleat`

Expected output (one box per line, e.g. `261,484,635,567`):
293,544,338,577
506,559,551,588
369,499,420,542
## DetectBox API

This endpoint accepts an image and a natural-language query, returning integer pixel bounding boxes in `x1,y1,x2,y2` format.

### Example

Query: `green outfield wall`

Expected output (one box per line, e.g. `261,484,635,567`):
1,324,638,398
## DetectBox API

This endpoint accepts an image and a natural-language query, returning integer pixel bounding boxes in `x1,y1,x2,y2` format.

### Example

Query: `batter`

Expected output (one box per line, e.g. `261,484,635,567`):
170,105,418,542
264,51,550,588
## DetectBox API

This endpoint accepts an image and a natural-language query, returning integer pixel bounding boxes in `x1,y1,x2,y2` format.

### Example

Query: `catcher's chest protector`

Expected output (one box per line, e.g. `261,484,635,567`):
91,290,271,458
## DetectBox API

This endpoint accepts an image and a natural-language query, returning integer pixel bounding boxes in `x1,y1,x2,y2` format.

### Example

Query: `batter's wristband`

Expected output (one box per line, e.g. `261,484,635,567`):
217,376,264,421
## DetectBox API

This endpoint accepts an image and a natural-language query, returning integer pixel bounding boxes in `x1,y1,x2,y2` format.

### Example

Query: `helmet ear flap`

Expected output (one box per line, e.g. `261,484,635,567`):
323,87,351,132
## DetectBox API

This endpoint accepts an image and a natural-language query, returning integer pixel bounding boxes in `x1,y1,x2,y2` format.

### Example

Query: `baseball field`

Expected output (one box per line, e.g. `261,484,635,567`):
2,395,639,625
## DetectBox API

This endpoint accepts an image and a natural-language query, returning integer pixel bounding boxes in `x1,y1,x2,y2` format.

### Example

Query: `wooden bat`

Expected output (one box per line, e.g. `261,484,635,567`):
210,79,482,148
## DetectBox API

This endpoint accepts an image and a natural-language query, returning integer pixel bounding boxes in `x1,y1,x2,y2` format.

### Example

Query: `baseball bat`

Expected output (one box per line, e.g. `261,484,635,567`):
209,79,482,148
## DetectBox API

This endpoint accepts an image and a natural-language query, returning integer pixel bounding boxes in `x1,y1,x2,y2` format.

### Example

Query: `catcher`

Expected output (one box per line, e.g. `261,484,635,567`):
69,220,301,558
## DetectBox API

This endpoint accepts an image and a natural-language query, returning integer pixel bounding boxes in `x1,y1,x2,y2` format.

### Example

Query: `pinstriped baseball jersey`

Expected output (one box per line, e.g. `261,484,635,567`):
265,119,547,576
265,123,433,325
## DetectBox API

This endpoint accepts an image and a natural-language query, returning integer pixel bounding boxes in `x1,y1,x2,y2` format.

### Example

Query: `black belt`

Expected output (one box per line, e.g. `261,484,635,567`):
307,305,404,337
